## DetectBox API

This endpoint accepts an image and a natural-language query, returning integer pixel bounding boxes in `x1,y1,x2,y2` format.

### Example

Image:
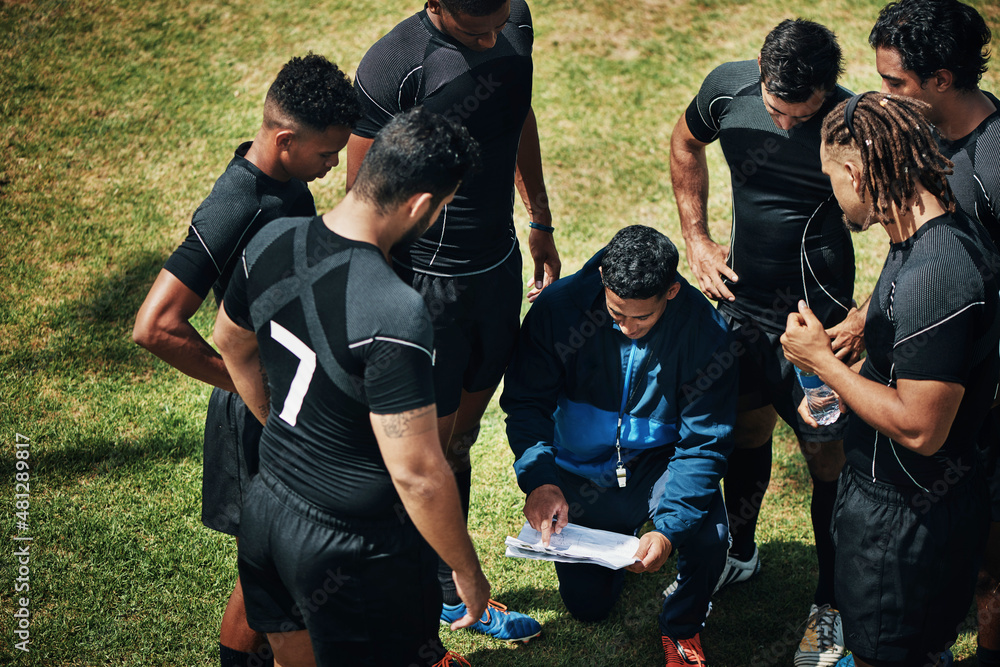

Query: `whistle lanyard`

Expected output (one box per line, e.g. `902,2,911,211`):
615,340,637,488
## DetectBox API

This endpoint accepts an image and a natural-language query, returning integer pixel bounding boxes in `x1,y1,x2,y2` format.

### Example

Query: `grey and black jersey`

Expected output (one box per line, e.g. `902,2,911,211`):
685,60,855,331
164,142,316,305
353,0,533,276
939,91,1000,249
849,211,1000,489
223,216,435,519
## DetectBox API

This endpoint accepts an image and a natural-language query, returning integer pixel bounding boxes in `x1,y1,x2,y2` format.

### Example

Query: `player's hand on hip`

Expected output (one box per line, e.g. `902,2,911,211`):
626,531,672,573
527,228,561,302
523,484,569,547
451,568,491,630
686,238,737,302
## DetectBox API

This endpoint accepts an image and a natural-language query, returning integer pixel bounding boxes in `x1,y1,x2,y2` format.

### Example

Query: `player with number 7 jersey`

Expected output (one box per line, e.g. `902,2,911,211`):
213,108,490,667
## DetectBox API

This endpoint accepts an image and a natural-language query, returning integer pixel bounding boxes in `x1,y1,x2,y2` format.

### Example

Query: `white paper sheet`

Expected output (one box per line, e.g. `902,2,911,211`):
504,521,641,570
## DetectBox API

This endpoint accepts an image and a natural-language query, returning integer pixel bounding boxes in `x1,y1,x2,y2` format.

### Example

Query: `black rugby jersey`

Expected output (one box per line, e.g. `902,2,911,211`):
164,142,316,305
939,91,1000,249
224,216,435,518
685,60,855,331
353,0,533,275
848,212,1000,489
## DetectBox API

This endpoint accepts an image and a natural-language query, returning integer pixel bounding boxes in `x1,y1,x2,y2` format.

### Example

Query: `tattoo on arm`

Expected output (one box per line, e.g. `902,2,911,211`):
380,405,435,438
258,355,271,420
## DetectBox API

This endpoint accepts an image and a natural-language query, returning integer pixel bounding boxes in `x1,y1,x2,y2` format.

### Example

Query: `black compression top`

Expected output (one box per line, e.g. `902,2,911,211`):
163,142,316,305
223,216,436,518
940,91,1000,249
353,0,534,276
848,212,1000,488
685,60,855,331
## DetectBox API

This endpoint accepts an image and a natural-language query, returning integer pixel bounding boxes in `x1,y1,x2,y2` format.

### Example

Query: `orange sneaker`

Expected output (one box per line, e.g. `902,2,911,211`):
432,650,471,667
662,632,706,667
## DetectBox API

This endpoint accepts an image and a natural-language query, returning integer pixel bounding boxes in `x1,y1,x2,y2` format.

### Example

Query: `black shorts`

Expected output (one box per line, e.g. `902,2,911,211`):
721,310,848,443
238,469,445,667
202,387,263,535
833,465,988,664
396,250,522,417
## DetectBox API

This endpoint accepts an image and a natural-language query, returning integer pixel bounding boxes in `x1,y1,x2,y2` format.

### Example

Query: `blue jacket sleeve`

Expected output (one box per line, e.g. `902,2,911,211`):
500,298,566,495
651,328,737,550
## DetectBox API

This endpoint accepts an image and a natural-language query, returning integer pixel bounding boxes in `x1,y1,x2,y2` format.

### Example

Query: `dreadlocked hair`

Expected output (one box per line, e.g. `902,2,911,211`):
821,92,955,226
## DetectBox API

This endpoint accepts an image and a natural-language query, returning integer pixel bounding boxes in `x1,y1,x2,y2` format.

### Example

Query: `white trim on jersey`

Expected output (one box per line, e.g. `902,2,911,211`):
190,224,222,276
394,236,518,278
800,194,851,314
190,208,263,279
698,95,732,136
348,336,434,360
356,77,395,118
974,173,995,223
398,66,423,111
872,361,930,492
893,301,984,349
428,204,447,267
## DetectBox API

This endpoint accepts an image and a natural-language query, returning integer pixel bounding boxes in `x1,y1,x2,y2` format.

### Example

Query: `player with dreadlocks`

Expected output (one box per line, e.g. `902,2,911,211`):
782,92,1000,667
869,4,1000,661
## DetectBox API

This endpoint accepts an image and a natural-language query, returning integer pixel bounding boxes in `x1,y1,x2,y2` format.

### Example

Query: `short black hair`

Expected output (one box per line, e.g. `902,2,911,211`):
760,19,844,103
264,53,361,133
440,0,508,17
869,0,991,91
352,107,482,214
600,225,679,300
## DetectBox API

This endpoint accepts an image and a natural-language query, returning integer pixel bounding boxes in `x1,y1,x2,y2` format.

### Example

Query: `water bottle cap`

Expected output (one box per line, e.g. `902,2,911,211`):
794,366,825,389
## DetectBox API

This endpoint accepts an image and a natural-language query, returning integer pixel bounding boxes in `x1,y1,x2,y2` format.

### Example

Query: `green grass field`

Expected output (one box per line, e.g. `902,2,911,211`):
3,0,1000,664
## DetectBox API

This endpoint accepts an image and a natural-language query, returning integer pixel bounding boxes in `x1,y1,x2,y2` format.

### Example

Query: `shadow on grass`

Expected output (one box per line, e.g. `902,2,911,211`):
6,248,170,376
0,419,203,488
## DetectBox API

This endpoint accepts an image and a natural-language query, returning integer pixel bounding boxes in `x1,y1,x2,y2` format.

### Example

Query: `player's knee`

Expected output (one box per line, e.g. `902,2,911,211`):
978,564,1000,598
802,440,845,481
561,589,615,623
733,410,776,448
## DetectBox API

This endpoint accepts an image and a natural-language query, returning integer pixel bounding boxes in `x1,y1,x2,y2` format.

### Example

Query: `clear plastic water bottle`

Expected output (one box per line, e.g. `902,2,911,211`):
794,366,841,426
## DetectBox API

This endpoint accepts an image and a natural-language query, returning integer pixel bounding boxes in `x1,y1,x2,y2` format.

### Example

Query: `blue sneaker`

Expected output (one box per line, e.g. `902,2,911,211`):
834,654,853,667
440,599,541,642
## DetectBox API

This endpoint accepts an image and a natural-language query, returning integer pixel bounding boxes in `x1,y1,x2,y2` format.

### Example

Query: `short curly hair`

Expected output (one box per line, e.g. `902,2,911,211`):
264,53,361,132
600,225,679,300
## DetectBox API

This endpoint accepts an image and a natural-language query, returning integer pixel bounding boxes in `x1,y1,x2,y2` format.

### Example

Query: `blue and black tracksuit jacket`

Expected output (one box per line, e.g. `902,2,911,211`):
501,250,737,550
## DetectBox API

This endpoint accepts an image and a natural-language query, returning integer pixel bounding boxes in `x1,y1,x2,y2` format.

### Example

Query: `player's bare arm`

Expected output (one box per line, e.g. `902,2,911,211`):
378,404,436,438
670,114,738,302
133,269,237,393
782,301,964,454
213,303,270,426
344,134,375,193
371,405,491,630
515,107,560,302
